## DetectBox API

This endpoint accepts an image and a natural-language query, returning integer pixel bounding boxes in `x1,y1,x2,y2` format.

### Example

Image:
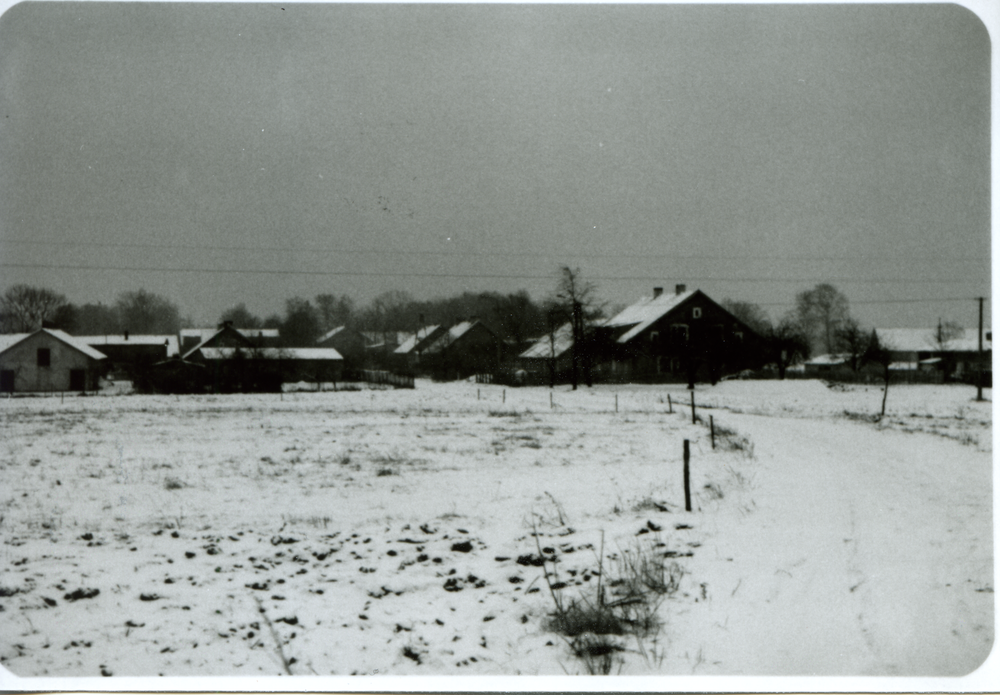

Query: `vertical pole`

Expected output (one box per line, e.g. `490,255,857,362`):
615,393,618,413
61,390,64,404
668,394,673,414
550,391,553,409
977,296,984,402
503,389,506,404
683,439,692,512
710,415,715,449
478,388,480,401
691,392,696,424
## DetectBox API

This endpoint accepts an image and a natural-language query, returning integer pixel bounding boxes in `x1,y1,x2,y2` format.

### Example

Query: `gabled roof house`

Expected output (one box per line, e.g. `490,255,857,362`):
0,328,106,393
593,284,765,384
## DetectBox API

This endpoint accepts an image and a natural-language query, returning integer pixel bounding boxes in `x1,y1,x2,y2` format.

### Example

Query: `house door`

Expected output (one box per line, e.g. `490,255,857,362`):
0,370,13,393
69,369,86,391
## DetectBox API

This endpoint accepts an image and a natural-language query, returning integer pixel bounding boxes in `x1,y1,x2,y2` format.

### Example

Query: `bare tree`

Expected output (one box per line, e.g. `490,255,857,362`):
315,294,356,333
0,284,69,333
865,329,895,419
835,318,870,373
721,298,772,336
219,303,263,329
116,289,181,335
281,297,321,347
795,283,851,355
552,266,603,390
491,290,543,354
766,313,810,380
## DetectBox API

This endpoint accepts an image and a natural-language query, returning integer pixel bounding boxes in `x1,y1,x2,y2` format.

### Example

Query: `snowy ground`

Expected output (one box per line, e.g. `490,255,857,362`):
0,378,993,690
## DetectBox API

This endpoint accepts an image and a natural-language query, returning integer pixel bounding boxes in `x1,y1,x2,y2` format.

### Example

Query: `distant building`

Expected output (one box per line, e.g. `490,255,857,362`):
393,324,448,371
0,329,106,393
76,333,178,375
180,325,279,354
419,319,500,380
190,346,344,390
874,327,991,381
316,326,372,370
802,353,851,376
516,322,580,383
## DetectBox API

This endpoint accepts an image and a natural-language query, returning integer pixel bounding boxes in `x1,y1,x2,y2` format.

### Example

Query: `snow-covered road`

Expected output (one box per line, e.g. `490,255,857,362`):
674,410,993,676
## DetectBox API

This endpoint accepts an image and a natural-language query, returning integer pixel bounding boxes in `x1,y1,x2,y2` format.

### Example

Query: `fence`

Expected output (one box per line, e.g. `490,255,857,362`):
345,369,415,389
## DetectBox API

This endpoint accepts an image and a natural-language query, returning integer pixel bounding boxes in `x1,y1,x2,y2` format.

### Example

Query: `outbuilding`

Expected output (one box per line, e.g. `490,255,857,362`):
0,328,106,393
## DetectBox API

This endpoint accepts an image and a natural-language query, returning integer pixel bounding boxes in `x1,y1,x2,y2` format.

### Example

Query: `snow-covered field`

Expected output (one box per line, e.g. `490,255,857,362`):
0,379,993,689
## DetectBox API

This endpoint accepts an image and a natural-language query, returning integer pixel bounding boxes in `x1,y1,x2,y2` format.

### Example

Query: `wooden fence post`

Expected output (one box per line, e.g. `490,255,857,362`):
615,393,618,413
710,415,715,449
668,394,673,414
503,389,506,404
683,439,692,512
550,391,553,409
690,392,696,424
477,388,480,401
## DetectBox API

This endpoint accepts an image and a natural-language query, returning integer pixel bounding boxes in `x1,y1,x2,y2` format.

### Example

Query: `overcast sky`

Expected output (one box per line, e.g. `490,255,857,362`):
0,2,992,329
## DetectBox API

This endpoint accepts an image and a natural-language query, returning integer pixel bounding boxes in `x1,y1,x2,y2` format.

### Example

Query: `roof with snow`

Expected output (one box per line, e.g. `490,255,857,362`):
317,326,368,345
77,334,179,356
519,323,575,360
421,321,485,355
875,328,991,353
0,328,107,361
394,325,442,355
197,347,343,361
603,290,697,344
804,353,849,366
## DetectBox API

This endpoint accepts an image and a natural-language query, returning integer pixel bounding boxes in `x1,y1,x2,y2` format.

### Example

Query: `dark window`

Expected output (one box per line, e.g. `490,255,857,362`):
1,370,13,392
37,348,50,367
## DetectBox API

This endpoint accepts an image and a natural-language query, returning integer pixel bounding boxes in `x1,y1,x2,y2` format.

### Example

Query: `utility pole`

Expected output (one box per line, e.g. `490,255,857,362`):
977,297,984,402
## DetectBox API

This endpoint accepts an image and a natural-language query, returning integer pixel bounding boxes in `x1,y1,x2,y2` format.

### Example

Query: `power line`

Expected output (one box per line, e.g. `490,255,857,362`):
0,237,987,264
0,261,990,286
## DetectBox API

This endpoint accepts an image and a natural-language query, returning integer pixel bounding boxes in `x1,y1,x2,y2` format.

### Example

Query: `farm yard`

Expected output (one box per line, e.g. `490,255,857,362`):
0,379,992,686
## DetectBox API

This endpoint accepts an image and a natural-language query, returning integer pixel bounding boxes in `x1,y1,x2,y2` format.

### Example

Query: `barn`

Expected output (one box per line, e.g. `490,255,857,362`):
0,328,106,393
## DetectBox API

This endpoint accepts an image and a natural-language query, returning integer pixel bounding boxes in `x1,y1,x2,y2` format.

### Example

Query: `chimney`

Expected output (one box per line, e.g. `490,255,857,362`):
653,287,663,299
675,284,686,295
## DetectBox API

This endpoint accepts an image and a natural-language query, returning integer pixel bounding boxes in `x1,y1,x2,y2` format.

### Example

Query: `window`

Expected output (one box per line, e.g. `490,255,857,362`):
37,348,50,367
649,331,659,343
670,324,689,342
692,307,702,319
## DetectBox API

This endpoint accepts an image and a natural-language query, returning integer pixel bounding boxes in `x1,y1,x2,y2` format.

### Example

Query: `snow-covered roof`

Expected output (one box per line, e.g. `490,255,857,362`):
317,326,366,344
0,329,107,361
875,328,991,353
77,334,179,356
804,353,849,366
394,325,441,355
604,290,697,344
520,323,574,360
197,347,343,361
422,321,480,355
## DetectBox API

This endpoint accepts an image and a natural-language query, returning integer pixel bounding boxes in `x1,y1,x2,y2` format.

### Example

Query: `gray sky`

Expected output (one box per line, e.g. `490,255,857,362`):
0,2,991,329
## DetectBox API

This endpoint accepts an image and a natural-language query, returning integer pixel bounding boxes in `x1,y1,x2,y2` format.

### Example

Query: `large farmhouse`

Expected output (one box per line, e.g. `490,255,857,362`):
593,285,765,384
0,328,106,393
